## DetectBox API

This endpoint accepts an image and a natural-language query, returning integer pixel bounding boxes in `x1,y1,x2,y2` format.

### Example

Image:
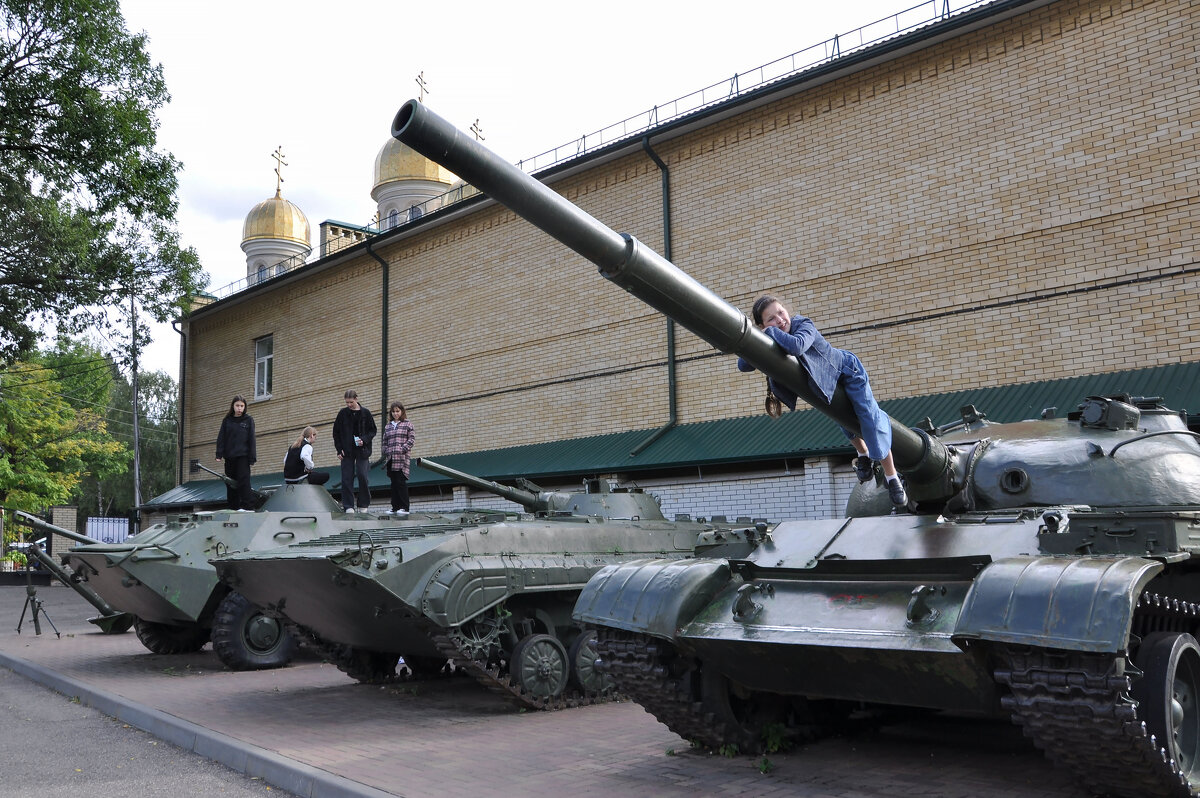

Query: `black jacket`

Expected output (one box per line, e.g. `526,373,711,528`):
332,406,377,457
216,414,256,463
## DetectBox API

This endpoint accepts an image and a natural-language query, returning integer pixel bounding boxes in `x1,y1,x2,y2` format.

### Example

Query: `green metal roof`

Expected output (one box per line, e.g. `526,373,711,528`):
148,360,1200,507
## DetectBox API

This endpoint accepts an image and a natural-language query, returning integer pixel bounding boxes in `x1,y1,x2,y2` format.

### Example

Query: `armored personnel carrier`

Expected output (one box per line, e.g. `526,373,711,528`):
392,99,1200,798
210,457,760,708
63,479,495,671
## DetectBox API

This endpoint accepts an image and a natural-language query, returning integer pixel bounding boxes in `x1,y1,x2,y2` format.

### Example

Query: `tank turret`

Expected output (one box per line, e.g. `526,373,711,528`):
416,457,666,519
392,101,1200,797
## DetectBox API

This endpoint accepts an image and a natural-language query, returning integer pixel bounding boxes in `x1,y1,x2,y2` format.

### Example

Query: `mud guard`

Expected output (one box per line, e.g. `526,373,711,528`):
573,558,732,639
953,555,1163,653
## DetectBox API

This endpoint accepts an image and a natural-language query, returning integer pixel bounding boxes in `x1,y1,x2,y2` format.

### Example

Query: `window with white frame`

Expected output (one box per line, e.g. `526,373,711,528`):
254,335,273,400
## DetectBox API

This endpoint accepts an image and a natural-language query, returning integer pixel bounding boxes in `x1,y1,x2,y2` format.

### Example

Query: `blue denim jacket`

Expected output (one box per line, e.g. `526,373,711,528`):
737,315,846,410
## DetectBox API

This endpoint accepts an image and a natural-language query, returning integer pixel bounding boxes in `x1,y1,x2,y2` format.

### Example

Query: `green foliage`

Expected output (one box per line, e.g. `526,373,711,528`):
760,722,790,754
26,338,178,520
0,360,125,511
756,756,774,774
718,743,740,758
0,0,205,363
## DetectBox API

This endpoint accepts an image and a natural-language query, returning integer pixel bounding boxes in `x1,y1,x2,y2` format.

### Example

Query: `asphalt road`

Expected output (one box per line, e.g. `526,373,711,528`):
0,657,293,798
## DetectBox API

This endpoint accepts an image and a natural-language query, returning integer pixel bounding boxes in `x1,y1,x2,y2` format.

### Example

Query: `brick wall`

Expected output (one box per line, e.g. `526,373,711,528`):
182,0,1200,518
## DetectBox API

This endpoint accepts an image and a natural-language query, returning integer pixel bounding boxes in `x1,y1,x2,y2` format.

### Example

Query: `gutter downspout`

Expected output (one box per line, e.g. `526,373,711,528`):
365,239,390,435
172,320,186,485
630,134,677,457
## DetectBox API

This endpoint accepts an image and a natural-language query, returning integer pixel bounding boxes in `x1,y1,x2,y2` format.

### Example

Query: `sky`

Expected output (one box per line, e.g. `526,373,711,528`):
119,0,942,378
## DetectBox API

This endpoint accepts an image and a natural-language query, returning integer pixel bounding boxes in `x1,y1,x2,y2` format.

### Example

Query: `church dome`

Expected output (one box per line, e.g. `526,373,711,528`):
242,191,311,246
373,138,455,191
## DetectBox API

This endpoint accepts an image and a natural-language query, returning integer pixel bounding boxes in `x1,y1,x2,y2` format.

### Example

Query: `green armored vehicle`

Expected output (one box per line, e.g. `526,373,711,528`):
210,457,760,708
63,479,496,671
393,99,1200,798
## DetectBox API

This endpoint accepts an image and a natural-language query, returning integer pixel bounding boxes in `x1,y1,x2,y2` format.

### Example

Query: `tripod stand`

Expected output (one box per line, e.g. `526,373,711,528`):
16,548,59,637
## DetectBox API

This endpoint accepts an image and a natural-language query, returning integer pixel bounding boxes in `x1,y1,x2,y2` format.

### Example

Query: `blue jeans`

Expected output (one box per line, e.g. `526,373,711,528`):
340,454,371,509
838,351,892,462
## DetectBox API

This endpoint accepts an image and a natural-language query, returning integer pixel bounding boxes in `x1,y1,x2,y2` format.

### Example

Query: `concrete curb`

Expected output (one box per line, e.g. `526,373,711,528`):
0,649,399,798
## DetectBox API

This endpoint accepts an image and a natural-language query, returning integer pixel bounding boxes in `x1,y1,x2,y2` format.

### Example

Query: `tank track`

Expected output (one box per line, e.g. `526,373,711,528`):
427,623,617,712
280,619,441,684
995,591,1198,798
593,627,764,752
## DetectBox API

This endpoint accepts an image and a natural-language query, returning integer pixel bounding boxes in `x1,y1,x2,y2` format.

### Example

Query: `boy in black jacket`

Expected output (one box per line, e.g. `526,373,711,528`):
332,389,377,512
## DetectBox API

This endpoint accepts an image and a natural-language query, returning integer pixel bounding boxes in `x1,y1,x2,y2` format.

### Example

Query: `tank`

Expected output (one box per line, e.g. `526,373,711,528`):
62,476,499,671
392,99,1200,798
210,457,761,708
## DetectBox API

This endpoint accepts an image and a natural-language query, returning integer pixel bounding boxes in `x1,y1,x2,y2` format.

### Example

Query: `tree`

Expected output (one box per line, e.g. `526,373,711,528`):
0,0,204,363
0,360,126,512
29,338,178,522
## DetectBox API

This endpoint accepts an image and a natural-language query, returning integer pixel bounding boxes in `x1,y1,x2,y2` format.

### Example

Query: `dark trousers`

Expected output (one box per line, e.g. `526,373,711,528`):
224,456,253,510
340,454,371,509
388,468,409,511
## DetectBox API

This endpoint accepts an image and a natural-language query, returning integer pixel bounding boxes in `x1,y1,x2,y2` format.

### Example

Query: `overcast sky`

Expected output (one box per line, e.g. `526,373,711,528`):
119,0,954,378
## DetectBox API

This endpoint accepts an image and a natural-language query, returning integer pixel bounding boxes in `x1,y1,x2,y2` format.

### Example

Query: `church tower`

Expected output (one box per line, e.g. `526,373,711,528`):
241,147,312,284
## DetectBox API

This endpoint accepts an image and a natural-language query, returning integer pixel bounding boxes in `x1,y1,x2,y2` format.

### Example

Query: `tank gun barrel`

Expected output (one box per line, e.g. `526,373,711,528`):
416,457,549,512
392,101,957,500
5,509,135,630
189,461,269,503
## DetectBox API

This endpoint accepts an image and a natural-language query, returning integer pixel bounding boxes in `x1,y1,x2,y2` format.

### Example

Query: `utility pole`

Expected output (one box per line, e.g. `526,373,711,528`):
130,291,142,522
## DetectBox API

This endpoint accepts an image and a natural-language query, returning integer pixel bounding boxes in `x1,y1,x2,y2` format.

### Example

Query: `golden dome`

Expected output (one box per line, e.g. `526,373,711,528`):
242,192,311,246
373,138,455,190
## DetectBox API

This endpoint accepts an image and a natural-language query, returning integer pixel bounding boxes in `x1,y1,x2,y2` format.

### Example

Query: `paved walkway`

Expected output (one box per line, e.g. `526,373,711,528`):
0,584,1090,798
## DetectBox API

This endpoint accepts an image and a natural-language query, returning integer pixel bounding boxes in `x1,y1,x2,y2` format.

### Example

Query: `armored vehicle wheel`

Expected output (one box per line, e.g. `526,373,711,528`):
509,633,569,699
1132,632,1200,788
567,630,613,695
400,655,448,677
211,591,297,671
336,648,401,684
133,618,209,655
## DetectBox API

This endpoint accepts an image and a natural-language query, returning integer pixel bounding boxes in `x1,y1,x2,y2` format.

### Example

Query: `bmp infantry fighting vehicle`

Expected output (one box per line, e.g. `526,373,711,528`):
62,478,483,671
393,98,1200,798
210,457,759,708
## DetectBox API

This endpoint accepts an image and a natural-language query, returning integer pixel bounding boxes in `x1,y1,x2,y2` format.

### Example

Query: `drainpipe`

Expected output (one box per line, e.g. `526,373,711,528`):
365,239,390,433
172,320,186,485
630,135,677,457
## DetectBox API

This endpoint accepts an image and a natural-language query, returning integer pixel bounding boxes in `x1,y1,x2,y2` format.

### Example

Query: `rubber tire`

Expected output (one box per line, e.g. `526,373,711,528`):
568,630,614,695
1132,631,1200,786
210,591,297,671
509,633,569,699
133,617,210,655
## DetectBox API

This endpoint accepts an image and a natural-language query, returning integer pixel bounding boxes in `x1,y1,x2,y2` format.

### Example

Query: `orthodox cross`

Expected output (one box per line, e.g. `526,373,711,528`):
415,71,429,103
272,146,288,195
470,118,485,141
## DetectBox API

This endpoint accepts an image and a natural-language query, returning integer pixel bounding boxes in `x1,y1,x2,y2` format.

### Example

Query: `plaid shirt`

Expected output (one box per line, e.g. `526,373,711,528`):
381,419,415,477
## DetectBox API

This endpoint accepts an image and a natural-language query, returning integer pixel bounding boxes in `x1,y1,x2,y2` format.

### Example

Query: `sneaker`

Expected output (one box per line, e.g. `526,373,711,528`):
395,509,409,516
854,456,874,484
887,478,909,508
344,507,355,514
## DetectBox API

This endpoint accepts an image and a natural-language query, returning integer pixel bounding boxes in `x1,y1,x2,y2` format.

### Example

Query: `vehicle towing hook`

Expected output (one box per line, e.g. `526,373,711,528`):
906,584,943,627
732,582,775,621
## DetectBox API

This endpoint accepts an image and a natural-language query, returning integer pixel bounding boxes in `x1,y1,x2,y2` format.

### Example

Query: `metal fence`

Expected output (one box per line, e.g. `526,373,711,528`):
85,516,130,544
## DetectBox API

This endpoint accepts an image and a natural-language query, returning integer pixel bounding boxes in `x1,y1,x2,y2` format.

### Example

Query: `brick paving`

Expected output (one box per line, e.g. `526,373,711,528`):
0,585,1091,798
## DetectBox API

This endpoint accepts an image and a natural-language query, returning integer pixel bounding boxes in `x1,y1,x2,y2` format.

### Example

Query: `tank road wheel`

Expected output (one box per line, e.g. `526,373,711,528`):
400,655,448,678
1132,632,1200,787
335,648,401,684
133,618,209,655
700,665,790,754
211,591,298,671
568,630,614,696
509,633,569,700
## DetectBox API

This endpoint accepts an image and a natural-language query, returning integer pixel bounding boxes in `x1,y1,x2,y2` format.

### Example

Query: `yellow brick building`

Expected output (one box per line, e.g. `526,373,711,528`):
169,0,1200,521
